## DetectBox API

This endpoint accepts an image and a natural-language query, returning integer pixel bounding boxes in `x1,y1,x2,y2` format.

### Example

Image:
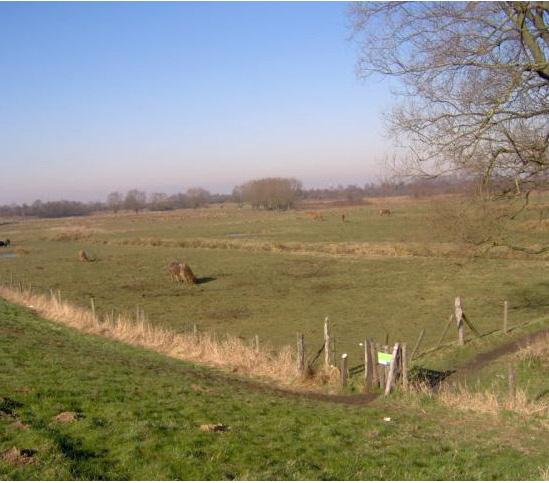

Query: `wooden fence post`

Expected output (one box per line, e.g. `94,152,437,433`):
384,343,400,396
340,353,348,387
369,339,379,386
378,344,386,389
90,298,95,319
254,334,260,353
297,333,305,376
401,343,408,390
57,289,62,305
410,329,425,361
503,300,509,334
364,339,373,392
455,296,464,346
508,363,516,402
324,317,331,369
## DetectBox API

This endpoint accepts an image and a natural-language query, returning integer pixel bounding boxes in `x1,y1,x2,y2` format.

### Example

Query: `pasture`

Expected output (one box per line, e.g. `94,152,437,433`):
1,300,548,480
1,195,548,366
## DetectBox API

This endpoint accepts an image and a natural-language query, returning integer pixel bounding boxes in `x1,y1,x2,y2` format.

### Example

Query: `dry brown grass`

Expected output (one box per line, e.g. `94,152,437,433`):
516,333,549,365
410,382,549,417
0,285,337,390
102,235,548,260
48,228,97,241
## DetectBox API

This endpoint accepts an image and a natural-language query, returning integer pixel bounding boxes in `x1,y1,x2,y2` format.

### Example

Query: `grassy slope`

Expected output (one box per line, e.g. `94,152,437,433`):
1,199,548,366
1,300,549,480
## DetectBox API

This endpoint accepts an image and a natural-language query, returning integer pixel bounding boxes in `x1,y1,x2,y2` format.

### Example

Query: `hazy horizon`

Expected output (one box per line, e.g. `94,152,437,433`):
0,2,397,205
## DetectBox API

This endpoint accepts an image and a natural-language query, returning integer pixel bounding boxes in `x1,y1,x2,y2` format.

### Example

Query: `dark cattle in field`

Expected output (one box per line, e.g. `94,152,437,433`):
0,239,10,247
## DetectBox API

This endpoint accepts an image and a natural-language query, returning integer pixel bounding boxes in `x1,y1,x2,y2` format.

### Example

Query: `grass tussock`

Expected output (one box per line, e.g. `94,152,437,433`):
0,285,334,390
516,333,549,368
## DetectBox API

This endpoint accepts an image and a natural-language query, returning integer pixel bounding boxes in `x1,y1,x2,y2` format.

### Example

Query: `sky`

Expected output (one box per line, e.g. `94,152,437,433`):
0,1,396,204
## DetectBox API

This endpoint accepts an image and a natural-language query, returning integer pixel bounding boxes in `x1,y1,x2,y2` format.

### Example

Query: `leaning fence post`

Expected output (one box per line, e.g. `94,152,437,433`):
297,333,305,375
364,339,373,392
384,343,400,396
324,317,331,369
410,328,425,361
90,298,95,319
340,353,348,387
503,300,509,334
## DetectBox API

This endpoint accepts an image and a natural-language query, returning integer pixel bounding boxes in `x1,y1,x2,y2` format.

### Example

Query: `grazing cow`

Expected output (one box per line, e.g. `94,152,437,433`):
168,261,198,285
305,211,324,221
78,249,95,262
379,208,392,216
0,239,10,247
180,263,197,285
167,260,183,282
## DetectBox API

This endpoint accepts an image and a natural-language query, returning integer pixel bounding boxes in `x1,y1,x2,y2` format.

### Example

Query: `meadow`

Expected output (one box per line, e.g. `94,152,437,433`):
1,194,549,479
1,300,548,480
1,195,548,365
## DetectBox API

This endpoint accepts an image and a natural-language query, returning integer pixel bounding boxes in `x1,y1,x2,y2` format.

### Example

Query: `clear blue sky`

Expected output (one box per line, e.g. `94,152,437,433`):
0,1,395,204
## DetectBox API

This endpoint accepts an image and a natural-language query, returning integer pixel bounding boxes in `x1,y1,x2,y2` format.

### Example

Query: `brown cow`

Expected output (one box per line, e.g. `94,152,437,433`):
180,263,197,285
167,260,182,282
379,208,392,216
168,261,198,285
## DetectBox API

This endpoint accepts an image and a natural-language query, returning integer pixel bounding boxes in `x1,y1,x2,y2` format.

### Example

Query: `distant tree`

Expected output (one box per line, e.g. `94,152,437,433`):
185,187,211,208
124,190,147,214
148,192,173,211
237,177,302,210
106,192,123,213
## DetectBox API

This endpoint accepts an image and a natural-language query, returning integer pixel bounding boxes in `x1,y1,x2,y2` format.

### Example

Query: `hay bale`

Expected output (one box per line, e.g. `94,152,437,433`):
53,411,78,423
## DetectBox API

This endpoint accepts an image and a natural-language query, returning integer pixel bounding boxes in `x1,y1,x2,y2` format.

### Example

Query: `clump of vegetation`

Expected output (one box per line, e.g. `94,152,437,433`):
234,177,302,210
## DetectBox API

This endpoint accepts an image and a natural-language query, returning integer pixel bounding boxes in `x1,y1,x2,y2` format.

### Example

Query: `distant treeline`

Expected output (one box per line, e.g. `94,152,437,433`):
0,176,476,218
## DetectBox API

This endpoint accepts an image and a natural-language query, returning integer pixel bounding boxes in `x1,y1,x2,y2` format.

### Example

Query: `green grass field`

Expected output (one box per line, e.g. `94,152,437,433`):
1,300,548,480
1,196,548,365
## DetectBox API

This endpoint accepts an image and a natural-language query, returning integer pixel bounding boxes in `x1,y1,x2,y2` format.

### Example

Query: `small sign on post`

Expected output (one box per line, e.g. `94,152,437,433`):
377,351,393,366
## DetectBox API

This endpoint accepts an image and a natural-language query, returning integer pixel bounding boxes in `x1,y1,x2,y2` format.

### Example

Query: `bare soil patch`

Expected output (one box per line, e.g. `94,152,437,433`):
52,411,78,423
1,447,36,465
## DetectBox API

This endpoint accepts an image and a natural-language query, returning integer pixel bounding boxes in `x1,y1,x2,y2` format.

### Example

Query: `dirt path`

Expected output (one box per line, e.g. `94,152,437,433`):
448,327,549,384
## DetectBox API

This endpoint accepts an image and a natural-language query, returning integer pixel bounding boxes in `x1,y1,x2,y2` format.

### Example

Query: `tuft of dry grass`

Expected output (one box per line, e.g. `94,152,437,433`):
430,383,548,417
0,285,334,391
516,333,549,368
48,228,96,241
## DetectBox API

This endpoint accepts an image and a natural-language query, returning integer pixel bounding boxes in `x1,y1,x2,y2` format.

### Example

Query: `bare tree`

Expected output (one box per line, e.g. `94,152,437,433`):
185,187,211,209
350,2,549,197
106,192,123,213
124,189,147,214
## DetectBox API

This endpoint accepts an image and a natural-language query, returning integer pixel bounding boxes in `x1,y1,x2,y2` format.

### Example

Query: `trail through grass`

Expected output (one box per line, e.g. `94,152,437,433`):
1,300,548,479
